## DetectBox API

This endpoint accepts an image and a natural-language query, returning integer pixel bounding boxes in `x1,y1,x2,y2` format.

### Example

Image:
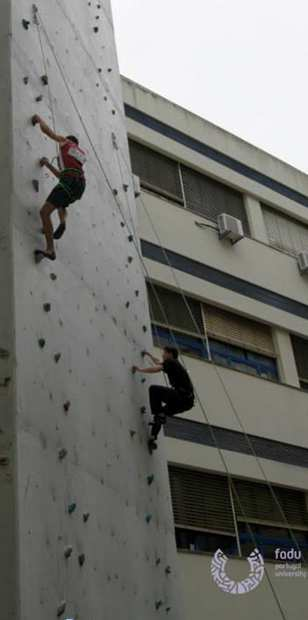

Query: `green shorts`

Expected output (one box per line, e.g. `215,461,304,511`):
47,170,86,209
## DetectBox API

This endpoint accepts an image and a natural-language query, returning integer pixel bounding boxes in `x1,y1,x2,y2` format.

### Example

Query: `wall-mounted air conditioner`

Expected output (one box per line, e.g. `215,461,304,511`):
217,213,244,245
133,174,141,198
297,251,308,274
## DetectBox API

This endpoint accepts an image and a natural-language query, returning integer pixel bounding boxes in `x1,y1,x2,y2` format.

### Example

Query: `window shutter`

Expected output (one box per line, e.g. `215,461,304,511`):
128,140,183,201
263,206,308,257
291,335,308,381
233,479,308,528
204,305,275,356
147,284,204,335
181,165,249,235
169,466,235,533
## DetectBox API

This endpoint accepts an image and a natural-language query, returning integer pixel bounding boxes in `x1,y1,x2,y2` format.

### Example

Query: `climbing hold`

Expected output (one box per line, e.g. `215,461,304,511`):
78,553,85,566
142,325,148,332
165,566,171,575
155,601,163,611
63,401,71,413
145,514,152,524
57,601,66,617
123,184,129,192
93,26,99,33
166,607,171,614
23,76,29,85
125,301,130,308
141,378,146,384
41,74,48,85
50,273,57,281
32,4,39,24
83,512,90,523
22,19,30,30
108,68,112,73
68,503,77,515
155,557,161,566
111,132,118,150
64,545,73,559
58,448,67,461
140,406,146,415
98,67,102,73
127,256,133,264
32,179,39,192
128,234,134,242
0,457,9,467
38,338,46,349
54,353,61,364
135,290,139,297
0,349,9,359
35,94,43,102
147,474,155,486
113,189,118,196
129,430,136,438
43,303,51,313
112,110,116,115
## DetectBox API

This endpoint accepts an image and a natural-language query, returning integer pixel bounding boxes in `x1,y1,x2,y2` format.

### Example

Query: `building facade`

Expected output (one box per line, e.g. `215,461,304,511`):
122,76,308,620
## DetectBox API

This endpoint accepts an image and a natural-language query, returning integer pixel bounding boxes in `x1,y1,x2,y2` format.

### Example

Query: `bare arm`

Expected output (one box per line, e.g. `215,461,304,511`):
32,115,66,144
132,364,162,375
142,351,161,365
40,158,61,179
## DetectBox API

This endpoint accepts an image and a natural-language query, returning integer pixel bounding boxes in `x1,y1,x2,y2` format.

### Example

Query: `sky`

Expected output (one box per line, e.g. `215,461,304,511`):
111,0,308,173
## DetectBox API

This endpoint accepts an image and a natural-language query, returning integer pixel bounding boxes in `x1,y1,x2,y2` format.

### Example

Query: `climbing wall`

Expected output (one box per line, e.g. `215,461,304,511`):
0,1,184,618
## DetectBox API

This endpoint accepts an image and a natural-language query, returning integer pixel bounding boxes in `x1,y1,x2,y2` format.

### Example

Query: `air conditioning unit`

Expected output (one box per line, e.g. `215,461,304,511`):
217,213,244,245
297,251,308,274
133,174,141,198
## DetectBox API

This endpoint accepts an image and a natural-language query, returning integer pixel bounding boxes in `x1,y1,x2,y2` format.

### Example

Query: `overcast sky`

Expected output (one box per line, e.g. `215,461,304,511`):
111,0,308,173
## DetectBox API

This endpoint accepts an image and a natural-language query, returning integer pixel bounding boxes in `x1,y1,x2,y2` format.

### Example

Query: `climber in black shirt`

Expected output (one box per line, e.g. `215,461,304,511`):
132,346,195,422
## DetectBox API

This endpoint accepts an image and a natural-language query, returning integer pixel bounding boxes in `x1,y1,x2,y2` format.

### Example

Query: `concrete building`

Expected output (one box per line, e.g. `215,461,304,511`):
122,76,308,620
0,2,184,619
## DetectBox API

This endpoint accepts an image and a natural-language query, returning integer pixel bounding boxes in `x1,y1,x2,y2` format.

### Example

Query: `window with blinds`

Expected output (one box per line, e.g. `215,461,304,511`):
181,165,249,235
147,283,204,335
291,335,308,387
128,140,183,202
233,479,308,529
203,305,275,356
169,467,308,560
169,466,235,534
263,205,308,257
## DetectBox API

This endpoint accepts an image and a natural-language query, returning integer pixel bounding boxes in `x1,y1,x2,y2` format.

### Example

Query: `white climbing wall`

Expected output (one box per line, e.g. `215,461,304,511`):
0,1,184,618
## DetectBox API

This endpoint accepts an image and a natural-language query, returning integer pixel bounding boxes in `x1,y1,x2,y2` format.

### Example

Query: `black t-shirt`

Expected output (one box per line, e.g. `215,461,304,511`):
162,359,194,395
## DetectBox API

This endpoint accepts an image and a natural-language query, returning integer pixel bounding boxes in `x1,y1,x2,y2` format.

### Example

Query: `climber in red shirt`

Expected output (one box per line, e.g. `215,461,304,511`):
31,114,87,262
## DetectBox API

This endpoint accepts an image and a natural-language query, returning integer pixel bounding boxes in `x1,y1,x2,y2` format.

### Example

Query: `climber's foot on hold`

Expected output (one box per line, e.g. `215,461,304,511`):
53,222,66,240
34,249,56,263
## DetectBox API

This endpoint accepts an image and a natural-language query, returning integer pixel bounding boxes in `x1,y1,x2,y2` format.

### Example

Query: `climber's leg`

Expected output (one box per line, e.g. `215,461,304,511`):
54,207,67,239
39,201,57,257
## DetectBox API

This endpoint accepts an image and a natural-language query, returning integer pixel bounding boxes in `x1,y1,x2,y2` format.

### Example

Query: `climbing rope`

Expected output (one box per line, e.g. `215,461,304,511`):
31,10,296,618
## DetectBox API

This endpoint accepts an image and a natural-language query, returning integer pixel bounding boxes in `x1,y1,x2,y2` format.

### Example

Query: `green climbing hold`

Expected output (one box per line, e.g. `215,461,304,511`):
147,474,154,486
38,338,46,349
165,566,171,575
83,512,90,523
58,448,67,461
57,601,66,617
68,503,77,515
145,514,152,524
43,303,51,313
64,545,73,559
155,601,163,610
54,353,61,363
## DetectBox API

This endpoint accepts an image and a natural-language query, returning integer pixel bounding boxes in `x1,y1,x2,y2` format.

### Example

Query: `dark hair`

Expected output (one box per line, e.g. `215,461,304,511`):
164,346,179,360
66,135,79,145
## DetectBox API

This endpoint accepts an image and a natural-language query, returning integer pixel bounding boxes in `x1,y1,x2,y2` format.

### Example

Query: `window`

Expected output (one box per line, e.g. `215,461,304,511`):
128,139,250,234
291,335,308,390
181,165,249,235
128,140,183,202
263,205,308,257
169,466,308,562
147,283,278,380
169,466,238,555
234,479,308,560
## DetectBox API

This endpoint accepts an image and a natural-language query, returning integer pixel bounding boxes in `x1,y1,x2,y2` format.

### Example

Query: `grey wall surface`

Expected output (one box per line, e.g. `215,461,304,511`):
0,1,183,618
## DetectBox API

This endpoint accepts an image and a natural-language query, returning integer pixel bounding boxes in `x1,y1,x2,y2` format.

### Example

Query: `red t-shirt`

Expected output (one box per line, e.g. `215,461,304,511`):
60,141,87,174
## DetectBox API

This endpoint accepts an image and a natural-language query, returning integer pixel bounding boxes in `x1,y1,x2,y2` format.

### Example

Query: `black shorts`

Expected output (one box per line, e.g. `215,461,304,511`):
47,171,86,209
